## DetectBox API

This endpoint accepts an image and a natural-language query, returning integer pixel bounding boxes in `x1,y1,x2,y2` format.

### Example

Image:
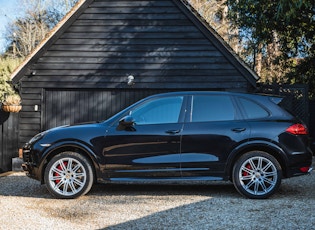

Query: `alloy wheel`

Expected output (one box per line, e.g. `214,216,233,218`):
238,156,278,196
48,157,87,197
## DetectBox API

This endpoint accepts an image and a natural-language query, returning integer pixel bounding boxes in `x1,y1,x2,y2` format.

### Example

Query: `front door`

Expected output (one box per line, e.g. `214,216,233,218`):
103,96,186,180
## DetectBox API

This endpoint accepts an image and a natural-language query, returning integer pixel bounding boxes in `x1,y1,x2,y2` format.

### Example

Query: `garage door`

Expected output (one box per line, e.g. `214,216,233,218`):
44,89,167,130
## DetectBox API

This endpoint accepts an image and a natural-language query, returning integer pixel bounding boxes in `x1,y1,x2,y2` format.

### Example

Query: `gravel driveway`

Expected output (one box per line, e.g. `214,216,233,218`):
1,158,314,230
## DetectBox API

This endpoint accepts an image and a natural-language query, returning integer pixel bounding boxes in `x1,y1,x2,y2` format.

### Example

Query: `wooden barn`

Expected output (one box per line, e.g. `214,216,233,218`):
1,0,259,172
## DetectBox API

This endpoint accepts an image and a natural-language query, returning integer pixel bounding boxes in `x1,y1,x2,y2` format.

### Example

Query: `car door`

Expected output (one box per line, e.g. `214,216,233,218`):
180,94,250,179
103,95,186,180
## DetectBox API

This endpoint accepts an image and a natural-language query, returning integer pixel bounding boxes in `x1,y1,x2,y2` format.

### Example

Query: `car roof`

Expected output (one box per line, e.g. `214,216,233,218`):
146,91,285,109
145,91,278,100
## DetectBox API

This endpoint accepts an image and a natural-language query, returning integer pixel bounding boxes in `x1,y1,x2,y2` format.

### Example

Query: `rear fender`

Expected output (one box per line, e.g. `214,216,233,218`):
225,140,289,180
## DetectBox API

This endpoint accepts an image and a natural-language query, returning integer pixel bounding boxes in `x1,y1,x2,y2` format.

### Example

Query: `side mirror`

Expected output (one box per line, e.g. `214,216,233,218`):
119,115,135,126
117,115,135,131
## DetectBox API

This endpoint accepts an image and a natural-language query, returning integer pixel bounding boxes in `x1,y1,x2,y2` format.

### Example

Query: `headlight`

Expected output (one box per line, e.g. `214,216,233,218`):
29,131,48,143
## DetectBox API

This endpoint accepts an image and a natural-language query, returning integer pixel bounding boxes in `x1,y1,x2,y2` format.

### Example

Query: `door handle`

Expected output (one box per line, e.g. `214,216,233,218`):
166,130,181,134
231,128,246,133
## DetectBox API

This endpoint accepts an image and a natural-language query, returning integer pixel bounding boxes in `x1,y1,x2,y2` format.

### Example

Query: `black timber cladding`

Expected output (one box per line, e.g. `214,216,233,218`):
13,0,258,146
43,89,169,130
17,0,255,89
0,112,19,172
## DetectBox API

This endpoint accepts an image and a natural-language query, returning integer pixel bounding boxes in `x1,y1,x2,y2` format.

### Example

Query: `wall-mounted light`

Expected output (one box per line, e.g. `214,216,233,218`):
127,75,135,86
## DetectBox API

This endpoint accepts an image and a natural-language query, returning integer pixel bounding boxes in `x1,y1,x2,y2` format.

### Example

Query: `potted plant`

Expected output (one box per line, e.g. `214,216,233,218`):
0,69,22,113
1,94,22,113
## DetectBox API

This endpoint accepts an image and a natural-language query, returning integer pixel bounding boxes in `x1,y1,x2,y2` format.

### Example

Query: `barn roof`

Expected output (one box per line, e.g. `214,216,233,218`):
11,0,259,86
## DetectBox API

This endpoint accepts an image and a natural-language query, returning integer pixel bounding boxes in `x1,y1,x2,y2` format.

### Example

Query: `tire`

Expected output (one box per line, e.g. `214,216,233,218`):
232,151,282,199
44,151,94,199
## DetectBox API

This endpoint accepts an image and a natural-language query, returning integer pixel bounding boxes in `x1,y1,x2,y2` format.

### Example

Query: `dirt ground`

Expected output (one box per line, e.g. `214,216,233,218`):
0,159,314,230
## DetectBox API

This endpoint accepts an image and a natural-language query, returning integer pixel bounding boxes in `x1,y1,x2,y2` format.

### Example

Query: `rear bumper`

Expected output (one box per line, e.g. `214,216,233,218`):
287,152,314,177
285,149,313,177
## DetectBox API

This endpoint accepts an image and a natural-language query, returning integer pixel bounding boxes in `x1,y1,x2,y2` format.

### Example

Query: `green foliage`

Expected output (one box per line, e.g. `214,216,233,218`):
286,57,315,98
226,0,315,98
0,57,22,103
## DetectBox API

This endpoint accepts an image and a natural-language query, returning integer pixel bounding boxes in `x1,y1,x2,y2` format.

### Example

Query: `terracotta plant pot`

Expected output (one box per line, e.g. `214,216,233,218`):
2,105,22,113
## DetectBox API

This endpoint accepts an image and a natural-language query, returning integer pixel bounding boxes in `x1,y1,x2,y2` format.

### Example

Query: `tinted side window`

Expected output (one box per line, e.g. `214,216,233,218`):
192,95,235,122
131,96,184,125
239,98,269,119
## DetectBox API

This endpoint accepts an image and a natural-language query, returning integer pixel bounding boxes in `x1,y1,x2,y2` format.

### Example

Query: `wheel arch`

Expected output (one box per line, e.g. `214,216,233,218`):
225,141,289,180
39,142,100,184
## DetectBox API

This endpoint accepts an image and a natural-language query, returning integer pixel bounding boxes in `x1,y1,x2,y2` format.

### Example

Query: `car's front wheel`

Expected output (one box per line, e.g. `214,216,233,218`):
232,151,282,199
44,151,94,199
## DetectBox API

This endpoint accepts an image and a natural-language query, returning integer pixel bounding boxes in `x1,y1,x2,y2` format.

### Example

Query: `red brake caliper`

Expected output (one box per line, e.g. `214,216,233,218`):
243,164,251,177
54,161,68,184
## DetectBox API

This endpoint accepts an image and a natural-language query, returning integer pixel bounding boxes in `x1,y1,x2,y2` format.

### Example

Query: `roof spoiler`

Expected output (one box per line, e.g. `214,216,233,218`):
269,96,283,105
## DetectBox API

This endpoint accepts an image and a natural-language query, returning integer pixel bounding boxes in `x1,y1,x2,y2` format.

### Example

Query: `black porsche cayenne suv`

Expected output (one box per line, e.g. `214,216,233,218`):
22,91,313,199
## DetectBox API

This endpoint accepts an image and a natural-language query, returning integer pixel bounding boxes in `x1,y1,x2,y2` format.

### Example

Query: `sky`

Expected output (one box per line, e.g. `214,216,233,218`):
0,0,23,53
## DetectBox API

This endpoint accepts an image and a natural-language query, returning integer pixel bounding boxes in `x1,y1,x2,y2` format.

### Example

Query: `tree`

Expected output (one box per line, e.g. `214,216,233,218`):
5,0,79,58
9,14,50,58
226,0,315,98
189,0,240,52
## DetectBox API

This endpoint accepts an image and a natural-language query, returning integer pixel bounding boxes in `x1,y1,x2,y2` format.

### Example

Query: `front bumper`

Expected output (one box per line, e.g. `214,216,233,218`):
22,145,42,182
21,163,41,181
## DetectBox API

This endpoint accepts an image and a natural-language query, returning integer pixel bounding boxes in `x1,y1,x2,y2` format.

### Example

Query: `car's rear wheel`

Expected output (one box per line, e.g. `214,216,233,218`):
232,151,282,199
44,151,94,199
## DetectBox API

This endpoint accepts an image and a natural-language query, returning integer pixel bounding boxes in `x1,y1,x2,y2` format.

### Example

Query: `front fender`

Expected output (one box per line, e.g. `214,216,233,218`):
37,140,101,183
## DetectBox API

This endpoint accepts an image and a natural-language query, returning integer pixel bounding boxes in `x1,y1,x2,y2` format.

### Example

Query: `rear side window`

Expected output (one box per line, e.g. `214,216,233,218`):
191,95,235,122
239,98,269,119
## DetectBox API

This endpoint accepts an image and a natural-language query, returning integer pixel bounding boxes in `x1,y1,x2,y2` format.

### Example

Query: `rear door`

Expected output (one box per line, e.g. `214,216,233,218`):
180,94,250,179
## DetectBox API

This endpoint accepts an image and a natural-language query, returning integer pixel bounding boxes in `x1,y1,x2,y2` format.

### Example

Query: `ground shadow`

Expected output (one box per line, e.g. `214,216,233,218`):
90,181,239,198
0,173,238,199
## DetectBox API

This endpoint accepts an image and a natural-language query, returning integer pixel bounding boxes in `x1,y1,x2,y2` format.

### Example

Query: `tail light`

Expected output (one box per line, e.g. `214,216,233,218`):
300,166,312,173
286,124,308,135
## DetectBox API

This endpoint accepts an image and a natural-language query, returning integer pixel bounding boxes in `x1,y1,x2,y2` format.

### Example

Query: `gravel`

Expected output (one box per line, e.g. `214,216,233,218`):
0,158,314,230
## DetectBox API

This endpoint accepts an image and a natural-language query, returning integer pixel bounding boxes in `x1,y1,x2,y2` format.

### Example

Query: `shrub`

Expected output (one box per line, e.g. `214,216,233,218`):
0,56,22,104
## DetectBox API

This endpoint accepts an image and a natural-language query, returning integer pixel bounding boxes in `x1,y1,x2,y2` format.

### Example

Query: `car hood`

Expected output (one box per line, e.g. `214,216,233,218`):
36,121,109,144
